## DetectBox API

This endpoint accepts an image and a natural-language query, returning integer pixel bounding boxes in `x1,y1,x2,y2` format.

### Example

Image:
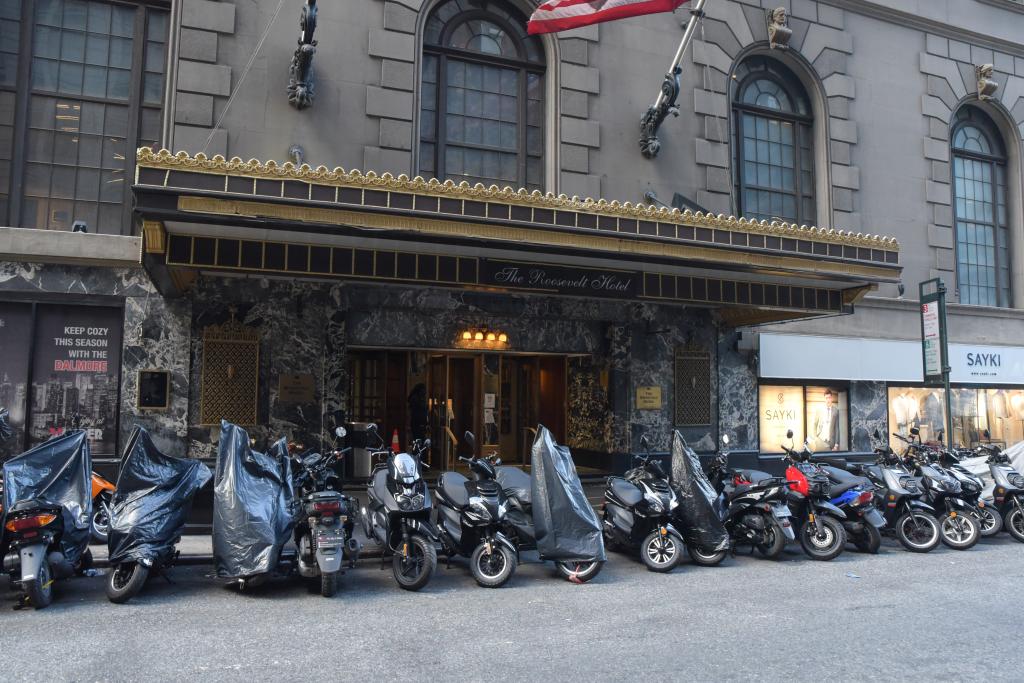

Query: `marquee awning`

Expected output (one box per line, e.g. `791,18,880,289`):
132,148,901,326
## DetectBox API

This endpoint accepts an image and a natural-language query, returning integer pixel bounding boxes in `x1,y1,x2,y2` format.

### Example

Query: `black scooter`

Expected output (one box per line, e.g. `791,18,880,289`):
704,435,796,560
291,427,360,598
602,435,684,572
435,431,517,587
360,424,437,591
895,429,980,550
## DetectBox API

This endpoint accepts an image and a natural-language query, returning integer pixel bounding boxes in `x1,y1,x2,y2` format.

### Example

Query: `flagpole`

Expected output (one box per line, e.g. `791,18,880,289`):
639,0,707,158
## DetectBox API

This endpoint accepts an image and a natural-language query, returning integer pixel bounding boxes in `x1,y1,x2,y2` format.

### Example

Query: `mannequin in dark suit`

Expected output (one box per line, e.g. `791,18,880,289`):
813,389,841,451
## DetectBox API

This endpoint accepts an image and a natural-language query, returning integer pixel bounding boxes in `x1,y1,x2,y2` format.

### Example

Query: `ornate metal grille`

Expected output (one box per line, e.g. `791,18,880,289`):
199,314,260,426
674,349,711,426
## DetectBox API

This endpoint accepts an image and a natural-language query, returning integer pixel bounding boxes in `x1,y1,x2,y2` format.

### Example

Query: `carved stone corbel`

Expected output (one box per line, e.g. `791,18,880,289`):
975,64,999,101
767,7,791,50
287,0,317,110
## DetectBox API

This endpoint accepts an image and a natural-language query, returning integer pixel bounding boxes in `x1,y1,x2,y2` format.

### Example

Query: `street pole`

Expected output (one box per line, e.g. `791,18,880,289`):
639,0,707,159
919,279,954,447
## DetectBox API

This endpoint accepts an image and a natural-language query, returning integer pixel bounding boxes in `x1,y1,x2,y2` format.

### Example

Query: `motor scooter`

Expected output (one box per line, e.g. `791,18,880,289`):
781,431,848,561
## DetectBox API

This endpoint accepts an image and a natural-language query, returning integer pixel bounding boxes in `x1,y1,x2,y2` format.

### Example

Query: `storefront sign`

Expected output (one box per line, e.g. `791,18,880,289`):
636,386,662,410
480,259,639,299
278,373,315,404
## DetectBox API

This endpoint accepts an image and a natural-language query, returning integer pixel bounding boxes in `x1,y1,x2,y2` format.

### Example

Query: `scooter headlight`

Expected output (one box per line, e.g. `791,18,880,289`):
898,477,921,495
1009,474,1024,489
643,491,664,513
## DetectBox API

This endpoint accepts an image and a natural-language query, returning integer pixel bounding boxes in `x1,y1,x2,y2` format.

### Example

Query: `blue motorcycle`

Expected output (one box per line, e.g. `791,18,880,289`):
823,469,886,554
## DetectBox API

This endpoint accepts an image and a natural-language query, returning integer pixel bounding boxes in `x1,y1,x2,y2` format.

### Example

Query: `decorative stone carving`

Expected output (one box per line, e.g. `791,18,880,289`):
287,0,317,110
639,67,681,159
767,7,792,50
975,64,999,101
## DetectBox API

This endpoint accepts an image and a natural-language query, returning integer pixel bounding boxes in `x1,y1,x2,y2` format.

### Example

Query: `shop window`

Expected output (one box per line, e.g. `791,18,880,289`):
759,384,848,453
891,386,1024,451
2,0,168,232
419,0,545,192
984,388,1024,449
950,106,1011,307
732,56,815,225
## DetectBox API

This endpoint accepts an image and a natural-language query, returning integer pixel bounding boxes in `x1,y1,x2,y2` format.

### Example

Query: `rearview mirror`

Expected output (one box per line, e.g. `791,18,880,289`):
639,435,649,451
335,426,346,438
464,431,476,451
873,429,881,440
786,429,794,439
983,429,991,440
366,423,378,434
909,427,920,437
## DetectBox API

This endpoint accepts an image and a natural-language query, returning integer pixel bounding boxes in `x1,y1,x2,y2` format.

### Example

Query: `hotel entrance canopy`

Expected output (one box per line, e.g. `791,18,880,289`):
133,149,901,326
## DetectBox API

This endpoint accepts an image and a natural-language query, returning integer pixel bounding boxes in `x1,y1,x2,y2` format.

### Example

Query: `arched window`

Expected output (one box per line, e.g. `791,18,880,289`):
732,56,814,224
951,106,1010,307
419,0,545,191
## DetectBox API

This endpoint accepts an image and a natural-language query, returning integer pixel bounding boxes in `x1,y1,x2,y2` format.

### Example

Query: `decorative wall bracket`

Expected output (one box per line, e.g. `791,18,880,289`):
638,0,707,159
975,64,999,101
766,7,791,49
287,0,317,110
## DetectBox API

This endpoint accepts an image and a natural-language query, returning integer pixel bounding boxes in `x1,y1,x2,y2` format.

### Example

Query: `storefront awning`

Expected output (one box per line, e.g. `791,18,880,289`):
132,149,901,326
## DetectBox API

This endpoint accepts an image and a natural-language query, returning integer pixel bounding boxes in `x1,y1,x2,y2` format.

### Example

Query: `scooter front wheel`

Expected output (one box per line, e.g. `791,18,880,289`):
392,534,436,591
1002,507,1024,543
106,562,149,604
894,511,940,552
470,543,516,588
24,561,54,609
799,515,846,561
853,523,881,554
939,511,979,550
555,560,603,583
976,506,1002,537
688,544,727,567
641,529,682,572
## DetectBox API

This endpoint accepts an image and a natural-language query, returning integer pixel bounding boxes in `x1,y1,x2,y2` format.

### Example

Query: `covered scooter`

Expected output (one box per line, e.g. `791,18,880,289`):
213,421,297,589
496,425,605,582
106,426,212,603
2,430,93,608
669,430,730,566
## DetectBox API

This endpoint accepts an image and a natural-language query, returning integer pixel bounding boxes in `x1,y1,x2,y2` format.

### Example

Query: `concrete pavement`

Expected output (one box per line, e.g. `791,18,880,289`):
3,535,1023,681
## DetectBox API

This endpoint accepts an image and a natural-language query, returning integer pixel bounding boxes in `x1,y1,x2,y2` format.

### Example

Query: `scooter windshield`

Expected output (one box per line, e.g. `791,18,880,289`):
393,453,419,484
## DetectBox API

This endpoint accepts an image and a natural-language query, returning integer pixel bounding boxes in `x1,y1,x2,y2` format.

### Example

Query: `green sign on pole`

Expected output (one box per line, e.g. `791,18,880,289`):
919,279,953,445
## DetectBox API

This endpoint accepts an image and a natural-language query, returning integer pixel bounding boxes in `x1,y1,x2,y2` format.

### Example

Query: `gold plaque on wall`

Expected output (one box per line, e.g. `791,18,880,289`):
636,386,663,410
200,314,260,426
279,373,315,404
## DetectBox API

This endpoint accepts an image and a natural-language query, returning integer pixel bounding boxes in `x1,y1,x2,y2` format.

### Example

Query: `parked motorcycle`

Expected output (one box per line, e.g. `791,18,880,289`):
2,430,93,608
603,435,684,572
704,435,796,560
845,431,941,553
668,432,729,567
975,437,1024,543
435,431,517,587
106,426,212,603
895,429,979,550
291,427,360,597
494,425,605,583
819,465,885,554
937,446,999,537
781,431,848,561
361,424,437,591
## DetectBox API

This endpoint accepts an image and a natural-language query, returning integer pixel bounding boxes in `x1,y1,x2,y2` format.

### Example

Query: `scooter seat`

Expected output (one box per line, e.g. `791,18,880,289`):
823,466,870,496
496,466,531,506
738,469,773,483
608,476,643,507
438,472,470,508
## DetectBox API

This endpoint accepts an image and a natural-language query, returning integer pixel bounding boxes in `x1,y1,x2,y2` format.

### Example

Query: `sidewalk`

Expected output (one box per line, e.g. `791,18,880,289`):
91,481,608,568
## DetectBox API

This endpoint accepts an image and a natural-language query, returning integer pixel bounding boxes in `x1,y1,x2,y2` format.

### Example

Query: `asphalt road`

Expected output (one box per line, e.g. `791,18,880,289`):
2,535,1023,682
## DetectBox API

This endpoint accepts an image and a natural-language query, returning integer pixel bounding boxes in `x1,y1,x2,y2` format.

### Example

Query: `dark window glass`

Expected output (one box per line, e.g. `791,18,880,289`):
420,0,545,192
951,106,1010,307
732,56,814,225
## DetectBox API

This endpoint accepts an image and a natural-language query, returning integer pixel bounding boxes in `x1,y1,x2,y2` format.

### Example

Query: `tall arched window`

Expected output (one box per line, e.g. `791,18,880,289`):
951,106,1010,307
732,56,814,224
419,0,545,191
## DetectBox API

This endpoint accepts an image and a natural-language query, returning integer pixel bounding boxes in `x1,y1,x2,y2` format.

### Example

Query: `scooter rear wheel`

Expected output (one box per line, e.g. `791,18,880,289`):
320,571,339,598
688,545,728,567
555,560,603,583
755,520,787,560
392,534,436,591
641,529,681,572
976,506,1002,537
24,561,53,609
853,523,882,554
106,562,149,604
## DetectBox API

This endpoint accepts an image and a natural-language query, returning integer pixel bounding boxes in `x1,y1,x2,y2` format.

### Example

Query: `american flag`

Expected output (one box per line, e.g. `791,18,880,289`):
527,0,688,35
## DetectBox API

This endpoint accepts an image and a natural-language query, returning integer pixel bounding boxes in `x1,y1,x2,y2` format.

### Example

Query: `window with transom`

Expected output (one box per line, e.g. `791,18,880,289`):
419,0,545,191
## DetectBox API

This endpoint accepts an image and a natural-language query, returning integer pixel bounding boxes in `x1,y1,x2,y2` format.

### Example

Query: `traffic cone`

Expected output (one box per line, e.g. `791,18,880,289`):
391,428,400,453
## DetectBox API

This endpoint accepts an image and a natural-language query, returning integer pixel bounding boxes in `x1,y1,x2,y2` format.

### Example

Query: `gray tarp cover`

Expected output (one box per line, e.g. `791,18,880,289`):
213,421,296,579
2,430,92,565
670,430,729,552
530,425,606,562
108,426,212,565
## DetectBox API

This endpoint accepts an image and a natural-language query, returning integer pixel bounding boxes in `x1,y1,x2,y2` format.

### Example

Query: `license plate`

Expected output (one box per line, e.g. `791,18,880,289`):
770,504,792,519
316,533,344,546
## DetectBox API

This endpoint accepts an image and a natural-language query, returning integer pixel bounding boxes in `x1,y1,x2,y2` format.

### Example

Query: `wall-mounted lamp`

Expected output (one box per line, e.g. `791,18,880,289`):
458,328,510,348
767,7,791,50
976,64,999,101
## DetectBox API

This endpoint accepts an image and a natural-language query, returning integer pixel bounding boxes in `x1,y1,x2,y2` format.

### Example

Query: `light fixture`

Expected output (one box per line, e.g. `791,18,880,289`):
486,332,496,342
458,328,510,347
767,7,791,50
462,331,472,340
474,332,484,341
498,333,507,343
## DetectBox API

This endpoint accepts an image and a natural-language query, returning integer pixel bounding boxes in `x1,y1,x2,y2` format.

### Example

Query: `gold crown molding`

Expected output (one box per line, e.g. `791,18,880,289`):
138,147,900,252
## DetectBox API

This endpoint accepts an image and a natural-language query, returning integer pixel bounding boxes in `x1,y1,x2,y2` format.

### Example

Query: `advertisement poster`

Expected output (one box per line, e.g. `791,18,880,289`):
758,385,804,453
29,305,123,455
921,301,942,379
0,303,33,459
804,386,848,452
